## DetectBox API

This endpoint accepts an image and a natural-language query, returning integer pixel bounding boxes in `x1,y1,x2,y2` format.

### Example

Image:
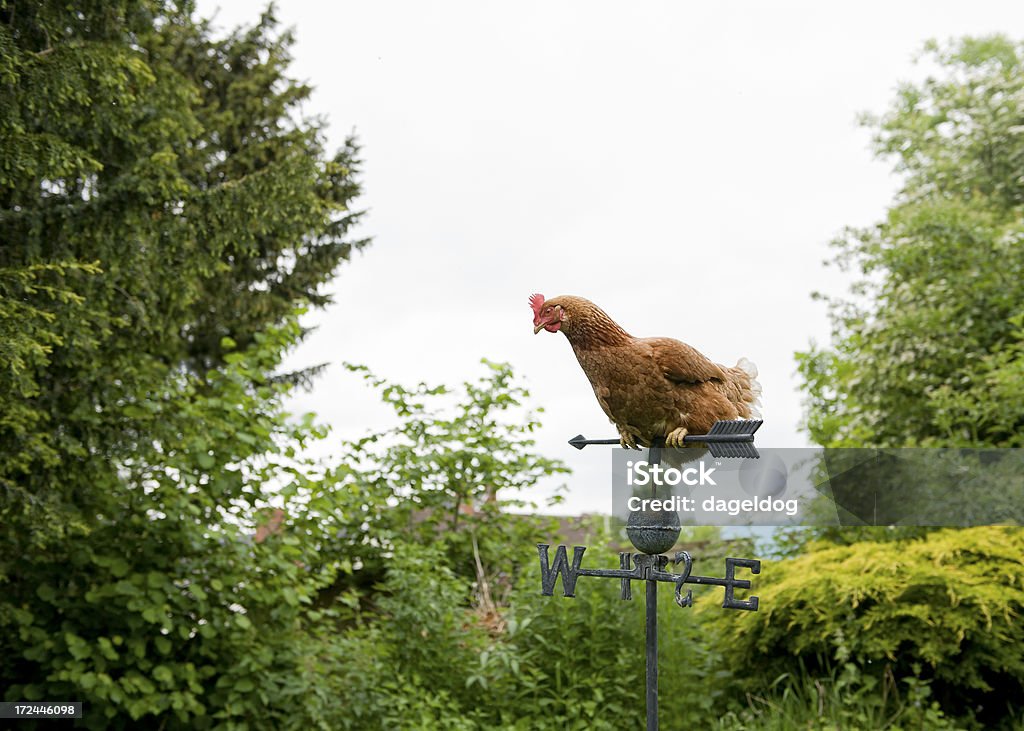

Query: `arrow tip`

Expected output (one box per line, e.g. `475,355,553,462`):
568,434,588,450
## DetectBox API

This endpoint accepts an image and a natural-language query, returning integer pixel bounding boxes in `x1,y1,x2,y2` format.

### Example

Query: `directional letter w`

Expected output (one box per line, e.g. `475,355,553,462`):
537,544,586,597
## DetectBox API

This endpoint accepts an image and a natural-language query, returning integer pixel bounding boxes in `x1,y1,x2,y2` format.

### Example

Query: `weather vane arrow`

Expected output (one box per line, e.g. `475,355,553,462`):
568,418,763,458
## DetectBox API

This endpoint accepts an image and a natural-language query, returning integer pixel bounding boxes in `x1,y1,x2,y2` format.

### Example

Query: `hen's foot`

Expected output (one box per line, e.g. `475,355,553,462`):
618,428,639,450
665,427,689,448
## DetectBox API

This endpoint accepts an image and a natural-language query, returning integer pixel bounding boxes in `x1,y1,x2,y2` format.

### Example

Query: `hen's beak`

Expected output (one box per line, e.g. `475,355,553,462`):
533,322,546,334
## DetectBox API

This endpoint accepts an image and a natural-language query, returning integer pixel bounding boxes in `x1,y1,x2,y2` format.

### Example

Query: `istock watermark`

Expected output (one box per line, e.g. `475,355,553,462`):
625,460,718,487
610,447,1024,527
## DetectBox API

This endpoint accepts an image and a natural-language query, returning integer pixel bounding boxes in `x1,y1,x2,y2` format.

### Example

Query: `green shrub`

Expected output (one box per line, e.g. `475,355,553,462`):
705,527,1024,726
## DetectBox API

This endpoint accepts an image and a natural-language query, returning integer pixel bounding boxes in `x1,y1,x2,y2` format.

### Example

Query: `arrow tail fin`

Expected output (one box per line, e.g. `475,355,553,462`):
707,442,760,459
707,419,763,436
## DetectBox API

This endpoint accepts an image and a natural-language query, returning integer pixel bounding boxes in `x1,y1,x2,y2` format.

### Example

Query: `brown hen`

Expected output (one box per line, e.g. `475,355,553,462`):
531,294,761,449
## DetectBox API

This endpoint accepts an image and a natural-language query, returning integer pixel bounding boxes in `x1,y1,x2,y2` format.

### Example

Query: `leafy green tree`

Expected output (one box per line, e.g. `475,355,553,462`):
146,7,367,372
1,0,366,501
1,2,367,727
771,37,1024,729
309,359,570,609
797,36,1024,449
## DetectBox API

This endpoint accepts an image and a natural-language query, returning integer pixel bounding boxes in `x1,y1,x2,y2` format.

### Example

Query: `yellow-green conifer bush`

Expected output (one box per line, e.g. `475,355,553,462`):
707,527,1024,723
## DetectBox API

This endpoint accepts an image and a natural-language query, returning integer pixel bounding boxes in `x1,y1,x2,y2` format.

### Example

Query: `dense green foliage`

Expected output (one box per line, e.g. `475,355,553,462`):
2,321,348,728
1,0,366,498
774,35,1024,729
321,360,569,600
708,527,1024,727
1,1,366,727
328,536,748,731
797,36,1024,449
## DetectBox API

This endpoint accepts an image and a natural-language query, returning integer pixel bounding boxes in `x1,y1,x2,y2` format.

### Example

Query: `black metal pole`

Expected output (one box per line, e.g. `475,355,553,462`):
645,439,662,731
646,578,658,731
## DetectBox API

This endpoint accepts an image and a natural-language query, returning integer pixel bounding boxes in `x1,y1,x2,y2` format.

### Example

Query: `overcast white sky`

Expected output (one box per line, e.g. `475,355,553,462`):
199,1,1024,515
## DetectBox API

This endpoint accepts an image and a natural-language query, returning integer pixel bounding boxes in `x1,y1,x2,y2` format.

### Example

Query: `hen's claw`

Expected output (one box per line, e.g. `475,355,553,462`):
666,427,689,448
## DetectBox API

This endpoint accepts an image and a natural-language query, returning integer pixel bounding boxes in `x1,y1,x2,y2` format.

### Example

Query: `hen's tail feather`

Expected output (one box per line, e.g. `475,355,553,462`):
737,357,762,392
730,357,763,419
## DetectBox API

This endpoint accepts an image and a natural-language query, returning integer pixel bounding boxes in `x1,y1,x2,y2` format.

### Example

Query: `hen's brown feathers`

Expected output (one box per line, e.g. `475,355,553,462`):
646,337,728,384
536,295,761,447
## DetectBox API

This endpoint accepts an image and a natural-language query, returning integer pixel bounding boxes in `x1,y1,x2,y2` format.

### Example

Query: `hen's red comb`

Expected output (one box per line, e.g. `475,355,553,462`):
529,293,545,316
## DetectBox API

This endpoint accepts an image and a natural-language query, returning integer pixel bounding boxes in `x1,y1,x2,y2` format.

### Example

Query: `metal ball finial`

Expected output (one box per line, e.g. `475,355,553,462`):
626,503,682,555
625,438,682,555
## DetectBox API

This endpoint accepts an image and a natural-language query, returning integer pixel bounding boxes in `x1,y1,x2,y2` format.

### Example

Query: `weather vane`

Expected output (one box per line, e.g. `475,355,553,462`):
536,423,762,731
529,293,764,728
